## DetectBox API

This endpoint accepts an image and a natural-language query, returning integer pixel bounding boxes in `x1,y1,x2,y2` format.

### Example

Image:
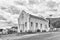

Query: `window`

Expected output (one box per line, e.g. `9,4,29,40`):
36,23,38,27
25,22,27,27
40,24,42,28
21,13,24,19
45,25,47,28
31,22,33,27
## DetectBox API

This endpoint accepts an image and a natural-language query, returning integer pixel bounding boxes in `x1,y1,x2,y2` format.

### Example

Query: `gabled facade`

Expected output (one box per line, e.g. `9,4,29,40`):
18,10,50,33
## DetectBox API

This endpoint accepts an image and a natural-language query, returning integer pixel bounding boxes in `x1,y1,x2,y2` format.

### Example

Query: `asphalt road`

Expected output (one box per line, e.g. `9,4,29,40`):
14,32,60,40
1,32,60,40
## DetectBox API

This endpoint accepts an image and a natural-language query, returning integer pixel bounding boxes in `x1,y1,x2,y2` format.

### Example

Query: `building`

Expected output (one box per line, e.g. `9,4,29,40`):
18,10,50,33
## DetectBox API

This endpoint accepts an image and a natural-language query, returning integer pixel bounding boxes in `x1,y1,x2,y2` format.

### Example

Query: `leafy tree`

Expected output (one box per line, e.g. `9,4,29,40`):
52,21,60,28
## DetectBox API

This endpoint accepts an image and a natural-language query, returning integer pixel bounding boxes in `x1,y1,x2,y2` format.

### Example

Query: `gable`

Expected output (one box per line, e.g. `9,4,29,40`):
18,10,26,20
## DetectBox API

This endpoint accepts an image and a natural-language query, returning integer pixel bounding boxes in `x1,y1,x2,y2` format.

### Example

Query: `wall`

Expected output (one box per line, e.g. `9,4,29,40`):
29,17,49,32
18,12,30,32
18,12,49,32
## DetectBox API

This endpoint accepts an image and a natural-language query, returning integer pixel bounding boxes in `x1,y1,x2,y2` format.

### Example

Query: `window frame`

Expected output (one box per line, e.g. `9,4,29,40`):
31,22,33,27
36,23,38,27
40,24,42,28
25,22,27,27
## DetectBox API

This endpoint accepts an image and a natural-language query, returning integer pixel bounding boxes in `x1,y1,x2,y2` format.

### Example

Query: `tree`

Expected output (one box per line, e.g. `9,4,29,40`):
52,21,60,28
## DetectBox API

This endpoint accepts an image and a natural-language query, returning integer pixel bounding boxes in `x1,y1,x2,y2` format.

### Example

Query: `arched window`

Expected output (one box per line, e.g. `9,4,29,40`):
40,24,42,28
36,23,38,27
25,22,27,27
31,22,33,27
21,13,24,19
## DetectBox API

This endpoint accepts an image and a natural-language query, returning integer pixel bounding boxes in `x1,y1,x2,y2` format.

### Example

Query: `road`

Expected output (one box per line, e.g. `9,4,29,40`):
1,32,60,40
14,32,60,40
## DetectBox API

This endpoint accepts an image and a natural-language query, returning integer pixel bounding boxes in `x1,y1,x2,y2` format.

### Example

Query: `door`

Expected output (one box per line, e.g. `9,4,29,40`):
20,24,24,32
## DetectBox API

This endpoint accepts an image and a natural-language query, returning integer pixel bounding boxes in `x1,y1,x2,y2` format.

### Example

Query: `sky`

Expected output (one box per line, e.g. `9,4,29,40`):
0,0,60,28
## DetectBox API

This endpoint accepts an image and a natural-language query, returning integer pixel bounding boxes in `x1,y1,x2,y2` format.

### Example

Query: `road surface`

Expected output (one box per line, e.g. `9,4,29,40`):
14,32,60,40
1,32,60,40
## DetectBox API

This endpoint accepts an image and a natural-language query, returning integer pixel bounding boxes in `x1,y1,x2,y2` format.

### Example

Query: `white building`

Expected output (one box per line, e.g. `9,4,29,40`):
18,10,50,33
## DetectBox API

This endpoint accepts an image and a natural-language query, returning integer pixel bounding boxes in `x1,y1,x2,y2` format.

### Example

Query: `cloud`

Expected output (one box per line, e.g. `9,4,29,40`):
14,0,28,5
0,9,19,27
0,0,60,29
28,0,40,4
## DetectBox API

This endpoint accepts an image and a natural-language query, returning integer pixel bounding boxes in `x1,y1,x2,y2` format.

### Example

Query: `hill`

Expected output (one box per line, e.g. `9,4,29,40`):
46,18,60,28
